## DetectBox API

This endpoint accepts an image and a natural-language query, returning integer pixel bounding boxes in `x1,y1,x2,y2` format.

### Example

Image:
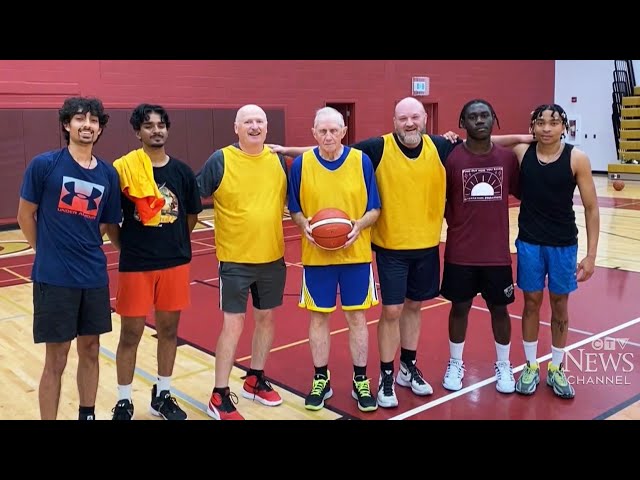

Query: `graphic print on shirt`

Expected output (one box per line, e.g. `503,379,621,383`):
462,166,503,202
57,176,105,219
134,183,179,226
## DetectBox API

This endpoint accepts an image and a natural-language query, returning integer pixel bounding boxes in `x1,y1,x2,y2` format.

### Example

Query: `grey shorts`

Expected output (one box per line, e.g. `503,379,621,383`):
218,257,286,313
33,282,112,343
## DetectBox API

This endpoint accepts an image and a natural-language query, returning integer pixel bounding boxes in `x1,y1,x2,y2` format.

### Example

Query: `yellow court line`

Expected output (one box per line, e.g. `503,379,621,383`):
2,267,31,283
236,299,451,362
191,239,215,248
171,367,213,381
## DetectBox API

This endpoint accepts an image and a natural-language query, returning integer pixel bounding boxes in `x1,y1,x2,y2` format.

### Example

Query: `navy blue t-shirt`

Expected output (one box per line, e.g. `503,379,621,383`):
20,148,122,288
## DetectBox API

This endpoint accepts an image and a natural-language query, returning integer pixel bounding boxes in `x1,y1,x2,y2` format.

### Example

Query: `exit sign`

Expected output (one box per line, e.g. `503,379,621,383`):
412,76,429,96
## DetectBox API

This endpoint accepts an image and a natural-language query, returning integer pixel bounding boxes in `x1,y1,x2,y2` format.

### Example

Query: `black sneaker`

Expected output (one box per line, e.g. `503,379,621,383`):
112,399,134,420
305,372,333,411
352,375,378,412
150,384,187,420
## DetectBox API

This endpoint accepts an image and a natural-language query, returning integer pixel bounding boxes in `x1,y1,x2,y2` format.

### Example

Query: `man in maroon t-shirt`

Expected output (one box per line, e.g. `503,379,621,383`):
440,99,520,394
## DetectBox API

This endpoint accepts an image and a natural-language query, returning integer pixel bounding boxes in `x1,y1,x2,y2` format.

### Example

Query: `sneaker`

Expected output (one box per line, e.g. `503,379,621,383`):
352,375,378,412
207,388,244,420
515,361,540,395
397,360,433,395
241,372,283,406
442,358,465,391
377,370,398,408
547,362,575,399
305,372,333,411
112,399,134,420
494,360,515,393
150,384,188,420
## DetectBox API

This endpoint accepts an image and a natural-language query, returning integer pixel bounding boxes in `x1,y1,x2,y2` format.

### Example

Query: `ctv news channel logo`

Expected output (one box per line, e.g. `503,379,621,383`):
564,337,635,386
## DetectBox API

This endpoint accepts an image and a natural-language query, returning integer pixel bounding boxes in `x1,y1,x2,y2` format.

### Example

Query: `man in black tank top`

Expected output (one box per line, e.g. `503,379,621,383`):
511,104,600,399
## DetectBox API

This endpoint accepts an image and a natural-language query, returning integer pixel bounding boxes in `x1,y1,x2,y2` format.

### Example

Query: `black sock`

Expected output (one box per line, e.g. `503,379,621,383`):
314,365,328,378
213,387,229,396
400,348,416,365
354,365,367,379
79,405,95,420
380,361,394,374
247,368,263,378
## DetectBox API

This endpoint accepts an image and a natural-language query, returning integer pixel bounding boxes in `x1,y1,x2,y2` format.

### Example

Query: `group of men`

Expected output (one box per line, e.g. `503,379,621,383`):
16,94,599,420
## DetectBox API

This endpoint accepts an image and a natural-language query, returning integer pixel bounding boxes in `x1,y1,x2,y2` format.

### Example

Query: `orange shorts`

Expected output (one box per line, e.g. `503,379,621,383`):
116,263,190,317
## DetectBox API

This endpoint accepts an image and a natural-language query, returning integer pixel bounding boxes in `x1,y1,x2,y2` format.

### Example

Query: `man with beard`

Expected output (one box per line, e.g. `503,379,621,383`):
17,96,121,420
439,99,520,394
110,104,202,420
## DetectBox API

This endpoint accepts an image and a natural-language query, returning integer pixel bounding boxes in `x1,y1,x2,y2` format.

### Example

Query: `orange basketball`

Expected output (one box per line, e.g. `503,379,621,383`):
613,180,625,191
310,208,353,250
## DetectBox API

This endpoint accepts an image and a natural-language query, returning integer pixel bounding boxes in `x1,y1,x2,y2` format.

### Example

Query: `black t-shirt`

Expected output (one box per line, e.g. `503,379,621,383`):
119,157,203,272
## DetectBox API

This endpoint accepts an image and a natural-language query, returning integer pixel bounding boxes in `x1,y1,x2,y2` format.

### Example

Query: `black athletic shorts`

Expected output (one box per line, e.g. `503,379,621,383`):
33,282,112,343
374,245,440,305
218,257,286,313
440,262,515,305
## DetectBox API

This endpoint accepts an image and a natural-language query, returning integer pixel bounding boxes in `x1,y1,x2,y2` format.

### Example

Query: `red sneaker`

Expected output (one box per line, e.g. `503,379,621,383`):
241,373,283,406
207,388,244,420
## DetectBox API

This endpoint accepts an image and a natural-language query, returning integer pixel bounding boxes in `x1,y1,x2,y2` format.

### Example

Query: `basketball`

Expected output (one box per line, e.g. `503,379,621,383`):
613,180,625,191
309,208,353,250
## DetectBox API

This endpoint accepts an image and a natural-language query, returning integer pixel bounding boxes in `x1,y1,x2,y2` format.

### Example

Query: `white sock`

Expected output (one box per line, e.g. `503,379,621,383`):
157,375,171,396
523,340,538,364
118,384,132,401
495,342,510,362
551,346,565,368
449,340,465,361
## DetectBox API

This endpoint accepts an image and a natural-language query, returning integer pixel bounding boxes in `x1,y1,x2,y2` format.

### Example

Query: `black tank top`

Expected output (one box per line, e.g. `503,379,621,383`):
517,142,578,246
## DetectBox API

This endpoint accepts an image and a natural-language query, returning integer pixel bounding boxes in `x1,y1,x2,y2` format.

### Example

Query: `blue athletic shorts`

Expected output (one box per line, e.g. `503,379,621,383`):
515,239,578,295
299,263,379,312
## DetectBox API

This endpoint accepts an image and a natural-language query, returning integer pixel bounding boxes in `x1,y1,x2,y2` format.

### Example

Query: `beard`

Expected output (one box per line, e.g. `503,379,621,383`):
398,129,423,147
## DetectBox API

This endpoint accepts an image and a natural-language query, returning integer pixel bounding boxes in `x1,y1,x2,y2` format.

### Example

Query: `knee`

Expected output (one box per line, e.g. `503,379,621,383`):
403,299,421,314
549,294,568,314
451,300,473,317
77,336,100,360
524,295,543,312
381,305,403,322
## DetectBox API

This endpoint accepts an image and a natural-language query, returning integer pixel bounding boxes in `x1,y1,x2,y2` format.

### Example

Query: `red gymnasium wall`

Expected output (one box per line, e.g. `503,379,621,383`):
0,60,554,223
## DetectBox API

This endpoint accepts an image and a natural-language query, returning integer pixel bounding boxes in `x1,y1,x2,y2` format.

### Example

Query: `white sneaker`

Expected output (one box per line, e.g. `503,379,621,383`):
442,358,465,391
377,370,398,408
494,361,515,393
396,361,433,396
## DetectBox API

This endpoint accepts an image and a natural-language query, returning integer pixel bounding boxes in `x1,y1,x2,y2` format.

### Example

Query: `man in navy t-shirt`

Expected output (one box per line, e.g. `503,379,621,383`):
17,96,121,420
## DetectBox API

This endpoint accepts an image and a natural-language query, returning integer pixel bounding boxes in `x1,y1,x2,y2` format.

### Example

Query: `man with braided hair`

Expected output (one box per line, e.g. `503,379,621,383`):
440,99,521,394
510,104,600,399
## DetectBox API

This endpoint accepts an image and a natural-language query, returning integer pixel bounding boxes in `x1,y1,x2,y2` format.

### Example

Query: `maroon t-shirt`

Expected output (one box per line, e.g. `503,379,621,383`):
444,142,520,266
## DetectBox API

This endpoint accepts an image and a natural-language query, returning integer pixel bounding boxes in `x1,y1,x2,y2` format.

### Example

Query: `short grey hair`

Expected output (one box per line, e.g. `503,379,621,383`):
314,106,345,128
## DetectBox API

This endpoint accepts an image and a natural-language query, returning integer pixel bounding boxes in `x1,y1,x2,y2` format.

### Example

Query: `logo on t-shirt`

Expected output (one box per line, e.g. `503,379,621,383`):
462,167,503,202
134,183,178,226
57,176,105,219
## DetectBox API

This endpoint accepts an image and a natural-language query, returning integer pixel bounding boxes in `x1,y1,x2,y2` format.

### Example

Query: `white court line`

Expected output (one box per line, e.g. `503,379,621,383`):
471,305,640,348
388,315,640,420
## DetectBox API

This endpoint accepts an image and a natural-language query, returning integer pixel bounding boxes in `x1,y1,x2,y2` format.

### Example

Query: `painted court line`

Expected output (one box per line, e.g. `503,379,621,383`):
388,315,640,420
471,305,640,348
99,345,209,415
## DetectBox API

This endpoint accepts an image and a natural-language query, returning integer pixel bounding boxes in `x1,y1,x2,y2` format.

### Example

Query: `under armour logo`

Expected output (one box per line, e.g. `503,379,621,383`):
60,181,103,211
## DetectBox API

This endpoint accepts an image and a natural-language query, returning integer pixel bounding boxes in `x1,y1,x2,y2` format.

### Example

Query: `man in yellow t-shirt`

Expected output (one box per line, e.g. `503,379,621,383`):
197,104,288,420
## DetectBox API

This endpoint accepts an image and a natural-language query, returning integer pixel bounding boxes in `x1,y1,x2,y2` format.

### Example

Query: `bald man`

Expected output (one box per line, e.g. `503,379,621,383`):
197,104,288,420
